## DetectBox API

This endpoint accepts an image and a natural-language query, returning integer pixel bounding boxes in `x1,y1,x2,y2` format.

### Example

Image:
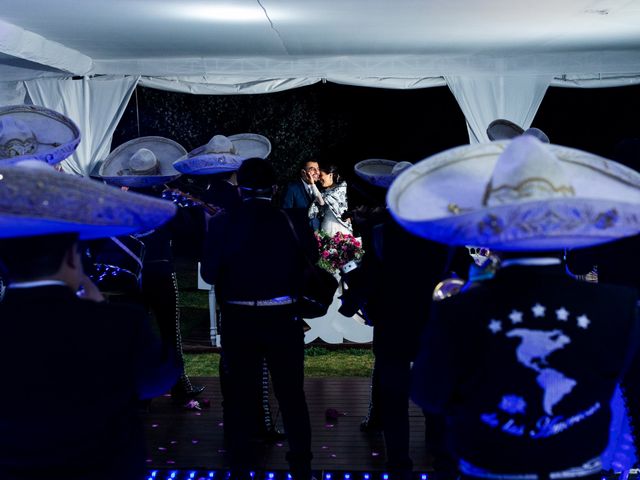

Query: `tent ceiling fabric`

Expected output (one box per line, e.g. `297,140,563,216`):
0,0,640,81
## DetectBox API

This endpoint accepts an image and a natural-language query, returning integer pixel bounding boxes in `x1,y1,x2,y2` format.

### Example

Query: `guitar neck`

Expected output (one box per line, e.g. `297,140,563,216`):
162,188,221,216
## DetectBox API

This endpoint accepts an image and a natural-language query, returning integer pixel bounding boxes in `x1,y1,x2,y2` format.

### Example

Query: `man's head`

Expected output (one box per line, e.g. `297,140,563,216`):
0,233,83,289
300,160,319,185
237,157,276,198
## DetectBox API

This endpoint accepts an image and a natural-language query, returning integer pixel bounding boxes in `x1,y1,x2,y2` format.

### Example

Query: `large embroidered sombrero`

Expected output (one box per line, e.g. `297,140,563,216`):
353,159,413,188
98,136,186,187
0,105,81,165
173,133,271,175
0,161,176,239
387,136,640,250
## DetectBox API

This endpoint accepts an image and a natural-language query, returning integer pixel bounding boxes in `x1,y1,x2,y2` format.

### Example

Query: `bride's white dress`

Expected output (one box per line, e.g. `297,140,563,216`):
309,181,352,236
320,206,351,236
305,181,372,344
304,268,372,344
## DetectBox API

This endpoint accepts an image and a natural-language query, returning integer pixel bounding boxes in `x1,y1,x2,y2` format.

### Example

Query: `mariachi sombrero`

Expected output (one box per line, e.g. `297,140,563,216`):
387,136,640,251
353,159,413,188
0,105,81,165
173,133,271,175
0,160,177,239
98,136,186,187
486,118,550,144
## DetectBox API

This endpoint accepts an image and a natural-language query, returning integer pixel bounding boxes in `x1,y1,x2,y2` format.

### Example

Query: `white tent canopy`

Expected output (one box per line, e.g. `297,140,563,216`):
1,0,640,174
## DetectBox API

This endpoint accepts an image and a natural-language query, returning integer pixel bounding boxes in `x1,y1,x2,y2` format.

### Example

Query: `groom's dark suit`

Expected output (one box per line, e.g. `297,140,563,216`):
0,284,180,480
282,178,313,210
412,262,640,475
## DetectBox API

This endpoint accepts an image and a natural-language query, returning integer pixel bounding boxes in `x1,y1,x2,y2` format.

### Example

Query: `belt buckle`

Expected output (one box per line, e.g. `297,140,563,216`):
227,296,294,307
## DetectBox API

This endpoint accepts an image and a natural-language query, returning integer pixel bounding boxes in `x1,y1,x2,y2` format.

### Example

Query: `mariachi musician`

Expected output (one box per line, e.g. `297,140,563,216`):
173,132,286,440
338,159,460,478
430,143,639,473
402,134,640,478
0,104,83,302
95,136,205,404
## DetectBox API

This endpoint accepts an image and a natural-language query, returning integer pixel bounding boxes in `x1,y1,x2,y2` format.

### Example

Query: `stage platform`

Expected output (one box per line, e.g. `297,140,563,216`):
144,377,435,478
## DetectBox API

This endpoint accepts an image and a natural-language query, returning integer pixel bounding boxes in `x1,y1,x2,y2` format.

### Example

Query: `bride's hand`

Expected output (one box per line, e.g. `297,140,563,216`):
303,169,315,184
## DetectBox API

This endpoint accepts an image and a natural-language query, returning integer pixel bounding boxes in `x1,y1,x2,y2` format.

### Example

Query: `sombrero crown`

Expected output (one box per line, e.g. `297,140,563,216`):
0,105,81,165
388,136,640,250
173,133,271,175
98,136,186,187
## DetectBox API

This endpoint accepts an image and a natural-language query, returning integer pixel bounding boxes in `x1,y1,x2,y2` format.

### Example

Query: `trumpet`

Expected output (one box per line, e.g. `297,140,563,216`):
432,277,466,301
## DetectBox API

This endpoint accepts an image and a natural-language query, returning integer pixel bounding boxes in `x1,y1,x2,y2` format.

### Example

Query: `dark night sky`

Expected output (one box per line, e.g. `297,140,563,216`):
114,82,640,190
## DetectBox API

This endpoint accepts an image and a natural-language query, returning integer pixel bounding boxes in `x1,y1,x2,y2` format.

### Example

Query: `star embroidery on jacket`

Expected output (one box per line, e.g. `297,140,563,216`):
488,319,502,334
532,303,546,318
556,307,569,321
509,310,523,324
577,314,591,329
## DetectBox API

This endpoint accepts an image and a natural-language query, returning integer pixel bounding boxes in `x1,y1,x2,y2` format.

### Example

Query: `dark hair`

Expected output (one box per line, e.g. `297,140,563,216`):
319,163,343,185
0,233,78,282
237,157,276,195
300,159,319,170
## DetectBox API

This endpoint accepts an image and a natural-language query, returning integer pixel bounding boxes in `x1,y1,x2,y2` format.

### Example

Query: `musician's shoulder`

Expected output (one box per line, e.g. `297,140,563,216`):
80,296,148,319
282,207,309,222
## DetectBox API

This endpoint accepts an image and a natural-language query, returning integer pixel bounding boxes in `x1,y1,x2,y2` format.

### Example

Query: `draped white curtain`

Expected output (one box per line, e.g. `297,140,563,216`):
25,75,139,176
139,74,447,94
551,73,640,88
446,75,552,144
10,72,638,178
0,81,27,105
327,75,446,89
140,75,320,94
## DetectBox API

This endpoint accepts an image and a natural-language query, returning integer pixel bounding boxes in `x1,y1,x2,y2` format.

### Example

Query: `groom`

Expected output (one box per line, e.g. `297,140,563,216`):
281,159,320,229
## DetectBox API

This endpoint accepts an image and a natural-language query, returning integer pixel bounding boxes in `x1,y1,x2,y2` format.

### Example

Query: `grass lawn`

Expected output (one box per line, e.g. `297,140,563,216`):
176,256,374,378
185,346,374,377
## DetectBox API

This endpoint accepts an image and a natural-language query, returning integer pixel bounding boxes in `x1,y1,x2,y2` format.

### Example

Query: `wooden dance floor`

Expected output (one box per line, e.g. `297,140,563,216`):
143,376,435,477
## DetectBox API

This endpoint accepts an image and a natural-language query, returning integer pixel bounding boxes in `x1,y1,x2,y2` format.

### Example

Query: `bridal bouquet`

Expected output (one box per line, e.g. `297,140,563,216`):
315,231,364,274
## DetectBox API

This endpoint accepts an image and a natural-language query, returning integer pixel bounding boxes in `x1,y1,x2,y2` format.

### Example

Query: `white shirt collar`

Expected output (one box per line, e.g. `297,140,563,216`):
8,280,68,289
301,178,312,191
500,257,561,268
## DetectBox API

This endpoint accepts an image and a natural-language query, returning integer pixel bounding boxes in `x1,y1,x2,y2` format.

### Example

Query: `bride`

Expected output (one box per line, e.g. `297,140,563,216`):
305,164,371,344
308,164,352,236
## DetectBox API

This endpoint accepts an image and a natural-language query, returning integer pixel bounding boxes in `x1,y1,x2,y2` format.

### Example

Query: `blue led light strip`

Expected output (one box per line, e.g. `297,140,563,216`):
144,470,634,480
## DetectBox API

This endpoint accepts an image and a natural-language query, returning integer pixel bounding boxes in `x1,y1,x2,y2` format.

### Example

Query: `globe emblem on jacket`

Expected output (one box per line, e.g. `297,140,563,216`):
481,303,600,438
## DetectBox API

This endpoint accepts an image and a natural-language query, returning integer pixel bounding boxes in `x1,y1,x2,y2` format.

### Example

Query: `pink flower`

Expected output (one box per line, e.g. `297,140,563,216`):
316,230,364,273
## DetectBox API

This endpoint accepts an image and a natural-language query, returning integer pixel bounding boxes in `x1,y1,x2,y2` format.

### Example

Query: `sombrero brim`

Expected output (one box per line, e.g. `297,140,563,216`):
174,133,271,175
99,136,185,187
173,152,245,175
354,159,400,188
0,164,177,239
229,133,271,159
486,119,525,141
0,105,81,165
387,141,640,250
98,174,181,188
